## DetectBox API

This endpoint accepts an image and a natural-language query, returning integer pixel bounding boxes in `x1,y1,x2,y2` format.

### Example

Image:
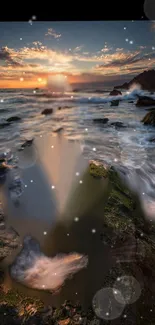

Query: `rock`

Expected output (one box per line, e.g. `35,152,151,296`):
41,108,53,115
111,100,119,106
58,106,72,110
6,116,21,122
129,101,134,103
149,137,155,142
93,118,109,124
21,139,34,148
0,226,20,261
111,121,126,128
141,111,155,125
114,69,155,91
53,127,64,133
136,96,155,107
109,89,122,96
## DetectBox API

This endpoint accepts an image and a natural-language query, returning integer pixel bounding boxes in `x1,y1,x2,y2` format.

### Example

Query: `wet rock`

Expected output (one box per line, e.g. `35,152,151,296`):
41,108,53,115
129,101,134,103
21,139,34,148
6,116,21,122
148,137,155,142
0,226,20,261
93,118,109,124
53,127,64,133
111,100,120,106
58,106,72,110
110,121,126,128
141,111,155,126
109,89,122,96
136,96,155,107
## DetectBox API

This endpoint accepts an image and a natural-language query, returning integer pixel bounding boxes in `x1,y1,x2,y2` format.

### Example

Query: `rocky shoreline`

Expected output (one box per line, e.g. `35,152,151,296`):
1,162,155,323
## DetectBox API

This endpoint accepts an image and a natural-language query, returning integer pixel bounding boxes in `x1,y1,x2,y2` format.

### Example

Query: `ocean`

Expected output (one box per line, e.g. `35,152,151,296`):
0,85,155,219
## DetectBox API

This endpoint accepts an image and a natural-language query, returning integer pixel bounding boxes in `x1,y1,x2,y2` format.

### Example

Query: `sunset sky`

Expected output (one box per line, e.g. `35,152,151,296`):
0,21,155,88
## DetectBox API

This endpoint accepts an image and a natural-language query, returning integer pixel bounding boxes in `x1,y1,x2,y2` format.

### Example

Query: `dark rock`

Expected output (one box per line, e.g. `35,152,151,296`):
111,122,126,128
53,127,64,133
0,226,20,261
149,137,155,142
6,116,21,122
58,106,72,110
114,69,155,91
136,96,155,107
41,108,53,115
129,101,134,103
141,111,155,126
111,100,120,106
21,139,34,148
109,89,122,96
93,118,109,124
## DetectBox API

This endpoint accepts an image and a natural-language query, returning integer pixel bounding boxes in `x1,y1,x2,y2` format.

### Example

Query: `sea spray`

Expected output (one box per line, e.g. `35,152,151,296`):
10,235,88,292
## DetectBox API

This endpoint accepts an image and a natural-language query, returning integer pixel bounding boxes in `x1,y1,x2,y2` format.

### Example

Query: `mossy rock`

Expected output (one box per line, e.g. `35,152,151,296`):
89,161,109,179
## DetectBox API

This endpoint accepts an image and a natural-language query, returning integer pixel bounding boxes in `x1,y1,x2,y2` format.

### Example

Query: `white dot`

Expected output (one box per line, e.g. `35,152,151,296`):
114,158,118,162
33,90,36,94
51,185,55,189
142,192,145,195
54,273,57,275
51,145,54,149
76,292,78,295
85,128,88,131
74,217,79,222
76,172,80,176
117,277,121,281
42,285,45,288
4,313,6,316
123,314,127,318
129,40,133,44
125,38,129,42
20,78,24,81
67,233,70,236
93,147,96,151
88,97,91,100
38,78,42,82
43,231,47,235
114,290,118,294
92,229,96,233
71,96,73,99
106,312,109,316
25,185,27,188
79,180,83,184
140,233,144,237
141,316,143,319
20,38,22,40
40,135,42,137
0,99,4,102
32,15,36,20
30,180,33,183
150,309,152,312
124,27,127,30
134,129,136,132
152,47,155,50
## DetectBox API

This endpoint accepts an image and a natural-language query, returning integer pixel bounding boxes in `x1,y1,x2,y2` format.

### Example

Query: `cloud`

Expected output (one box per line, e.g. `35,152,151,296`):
100,47,113,53
73,45,84,52
45,28,61,39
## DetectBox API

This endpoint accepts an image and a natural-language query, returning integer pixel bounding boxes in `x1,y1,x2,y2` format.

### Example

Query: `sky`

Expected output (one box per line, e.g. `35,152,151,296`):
0,20,155,88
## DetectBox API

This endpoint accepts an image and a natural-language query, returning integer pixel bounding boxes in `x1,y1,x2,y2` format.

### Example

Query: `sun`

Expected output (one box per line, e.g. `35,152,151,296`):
47,74,70,92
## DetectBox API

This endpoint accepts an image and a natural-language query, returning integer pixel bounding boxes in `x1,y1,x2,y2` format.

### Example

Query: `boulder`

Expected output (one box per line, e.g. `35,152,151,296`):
141,111,155,126
109,89,122,96
41,108,53,115
53,127,64,133
136,96,155,107
111,100,120,106
129,101,134,103
93,118,109,124
111,122,126,128
6,116,21,122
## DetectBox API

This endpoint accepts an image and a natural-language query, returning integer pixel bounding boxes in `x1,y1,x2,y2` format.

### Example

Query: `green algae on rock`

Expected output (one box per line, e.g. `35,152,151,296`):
89,160,109,179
